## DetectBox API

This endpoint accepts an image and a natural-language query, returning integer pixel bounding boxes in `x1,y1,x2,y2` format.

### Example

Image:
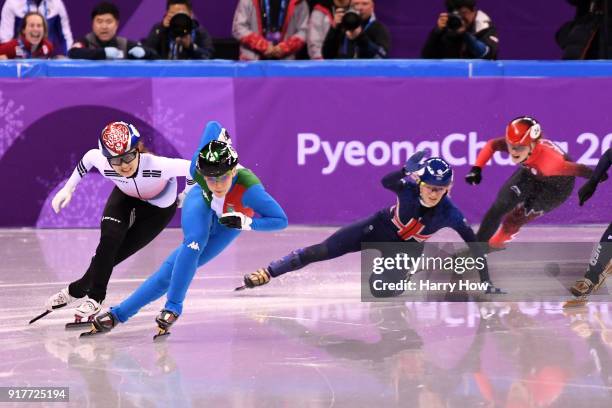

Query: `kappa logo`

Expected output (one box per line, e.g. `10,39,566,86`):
187,241,200,251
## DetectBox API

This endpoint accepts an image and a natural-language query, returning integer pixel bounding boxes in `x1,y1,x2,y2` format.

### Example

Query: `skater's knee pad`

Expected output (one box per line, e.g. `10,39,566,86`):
100,215,129,238
585,243,611,284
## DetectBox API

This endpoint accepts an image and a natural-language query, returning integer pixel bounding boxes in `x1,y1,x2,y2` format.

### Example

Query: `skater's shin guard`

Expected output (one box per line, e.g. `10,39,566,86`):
268,249,306,277
268,244,330,277
585,242,612,288
489,205,541,248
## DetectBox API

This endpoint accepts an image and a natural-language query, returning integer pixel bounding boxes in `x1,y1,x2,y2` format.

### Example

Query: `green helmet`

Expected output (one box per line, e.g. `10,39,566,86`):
196,140,239,177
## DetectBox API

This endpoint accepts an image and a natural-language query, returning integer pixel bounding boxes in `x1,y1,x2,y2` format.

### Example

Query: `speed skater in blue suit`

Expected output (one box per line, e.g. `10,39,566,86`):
239,151,503,297
565,148,611,306
83,121,288,338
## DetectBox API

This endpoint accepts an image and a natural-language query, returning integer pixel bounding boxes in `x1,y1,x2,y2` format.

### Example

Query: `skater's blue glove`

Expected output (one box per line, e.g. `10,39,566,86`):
404,151,426,175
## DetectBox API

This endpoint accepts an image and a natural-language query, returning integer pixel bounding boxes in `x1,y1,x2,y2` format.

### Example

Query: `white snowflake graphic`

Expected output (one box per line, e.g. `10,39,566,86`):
36,157,112,228
0,91,25,159
137,98,187,155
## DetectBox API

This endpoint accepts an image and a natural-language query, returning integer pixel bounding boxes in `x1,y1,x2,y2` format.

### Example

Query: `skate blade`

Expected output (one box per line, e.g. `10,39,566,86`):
79,326,102,338
153,329,170,341
563,298,588,309
66,321,95,330
234,284,247,291
29,310,51,324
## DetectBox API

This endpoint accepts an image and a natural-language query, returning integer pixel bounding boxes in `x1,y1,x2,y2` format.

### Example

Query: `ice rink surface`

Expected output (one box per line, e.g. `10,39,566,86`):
1,226,611,407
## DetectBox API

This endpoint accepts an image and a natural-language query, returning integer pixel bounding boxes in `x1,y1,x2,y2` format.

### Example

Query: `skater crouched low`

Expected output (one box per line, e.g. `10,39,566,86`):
82,121,288,339
242,151,502,297
33,121,194,327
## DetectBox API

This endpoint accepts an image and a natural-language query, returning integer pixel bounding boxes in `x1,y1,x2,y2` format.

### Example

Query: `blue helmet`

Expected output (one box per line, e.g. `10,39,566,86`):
416,157,453,187
98,121,141,158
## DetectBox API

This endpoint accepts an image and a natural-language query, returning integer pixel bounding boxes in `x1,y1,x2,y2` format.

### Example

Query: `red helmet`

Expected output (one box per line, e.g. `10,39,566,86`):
505,116,542,146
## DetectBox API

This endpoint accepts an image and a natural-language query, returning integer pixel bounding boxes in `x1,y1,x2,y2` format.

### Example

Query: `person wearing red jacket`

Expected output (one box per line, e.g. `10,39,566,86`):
465,116,596,249
0,11,53,59
232,0,309,60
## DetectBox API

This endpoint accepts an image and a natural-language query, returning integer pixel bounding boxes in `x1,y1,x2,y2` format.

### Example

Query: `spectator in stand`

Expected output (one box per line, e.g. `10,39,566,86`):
0,11,54,58
68,2,155,60
322,0,390,59
232,0,309,60
421,0,498,59
0,0,72,55
556,0,612,59
143,0,214,60
307,0,351,59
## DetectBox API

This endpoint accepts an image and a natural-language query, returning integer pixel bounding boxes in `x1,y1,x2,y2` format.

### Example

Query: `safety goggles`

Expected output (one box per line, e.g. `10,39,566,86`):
203,172,232,184
421,183,448,194
108,150,138,166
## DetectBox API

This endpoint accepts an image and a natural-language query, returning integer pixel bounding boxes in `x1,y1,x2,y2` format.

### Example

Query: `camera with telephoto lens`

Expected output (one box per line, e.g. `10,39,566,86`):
341,9,362,31
446,11,464,31
169,13,193,39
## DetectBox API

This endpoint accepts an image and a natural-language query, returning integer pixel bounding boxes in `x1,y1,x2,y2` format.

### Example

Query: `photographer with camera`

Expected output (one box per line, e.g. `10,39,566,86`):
321,0,390,59
307,0,352,59
421,0,498,59
143,0,214,60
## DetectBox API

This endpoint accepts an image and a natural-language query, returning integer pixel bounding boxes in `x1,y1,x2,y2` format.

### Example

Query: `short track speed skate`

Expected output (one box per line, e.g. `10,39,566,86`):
235,268,271,291
80,311,117,338
29,288,79,324
66,299,103,330
153,309,179,341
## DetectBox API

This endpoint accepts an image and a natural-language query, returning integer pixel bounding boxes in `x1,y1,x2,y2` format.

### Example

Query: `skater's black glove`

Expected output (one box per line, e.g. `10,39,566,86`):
219,212,252,230
403,150,426,175
578,180,597,206
465,166,482,185
484,281,506,294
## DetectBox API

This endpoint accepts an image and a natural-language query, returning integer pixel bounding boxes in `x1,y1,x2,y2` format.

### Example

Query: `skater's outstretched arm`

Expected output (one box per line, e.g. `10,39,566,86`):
152,156,196,201
381,169,408,193
591,148,612,183
474,138,507,168
382,151,426,193
52,149,106,213
578,148,611,205
465,138,507,185
240,184,288,231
